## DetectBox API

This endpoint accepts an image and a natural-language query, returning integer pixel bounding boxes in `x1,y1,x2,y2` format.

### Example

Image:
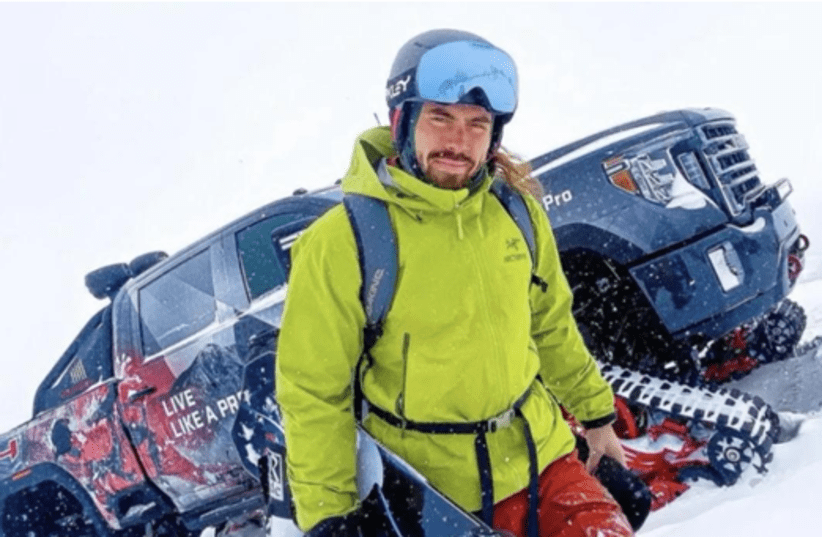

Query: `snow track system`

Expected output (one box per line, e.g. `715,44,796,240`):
602,364,782,490
582,297,811,509
747,298,807,365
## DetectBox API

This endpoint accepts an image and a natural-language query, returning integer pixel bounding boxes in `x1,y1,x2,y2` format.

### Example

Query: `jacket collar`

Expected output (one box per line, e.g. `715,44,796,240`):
342,127,493,215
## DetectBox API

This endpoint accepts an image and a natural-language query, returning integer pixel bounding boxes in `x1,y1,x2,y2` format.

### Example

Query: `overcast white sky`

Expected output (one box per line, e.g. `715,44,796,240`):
1,2,821,429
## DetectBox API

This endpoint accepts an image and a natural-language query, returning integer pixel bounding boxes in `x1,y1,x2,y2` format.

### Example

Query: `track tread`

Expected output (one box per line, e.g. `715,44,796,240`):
602,364,778,485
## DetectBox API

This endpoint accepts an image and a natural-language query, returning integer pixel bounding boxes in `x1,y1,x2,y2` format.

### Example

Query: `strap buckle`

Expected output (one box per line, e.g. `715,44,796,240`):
486,408,516,433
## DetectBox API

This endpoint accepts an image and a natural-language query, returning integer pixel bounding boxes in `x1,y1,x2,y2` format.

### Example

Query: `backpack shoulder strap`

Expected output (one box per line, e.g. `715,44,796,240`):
343,192,399,423
342,192,398,350
490,180,536,262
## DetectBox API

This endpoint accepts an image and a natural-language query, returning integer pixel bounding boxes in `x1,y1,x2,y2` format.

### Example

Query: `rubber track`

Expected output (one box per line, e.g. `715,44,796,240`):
601,364,778,474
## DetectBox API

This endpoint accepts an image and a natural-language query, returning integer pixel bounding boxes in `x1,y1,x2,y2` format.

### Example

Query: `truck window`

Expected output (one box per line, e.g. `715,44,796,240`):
236,213,313,300
33,307,114,415
139,249,217,356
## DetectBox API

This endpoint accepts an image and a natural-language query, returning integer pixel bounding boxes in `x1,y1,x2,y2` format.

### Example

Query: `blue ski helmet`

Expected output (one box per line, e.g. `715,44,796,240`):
386,29,519,180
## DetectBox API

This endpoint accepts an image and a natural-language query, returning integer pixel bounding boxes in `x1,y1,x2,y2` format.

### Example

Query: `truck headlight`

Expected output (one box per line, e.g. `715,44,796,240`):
604,154,677,205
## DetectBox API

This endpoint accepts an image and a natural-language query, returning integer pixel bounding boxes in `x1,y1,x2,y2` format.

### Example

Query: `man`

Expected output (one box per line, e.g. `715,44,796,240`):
276,29,633,537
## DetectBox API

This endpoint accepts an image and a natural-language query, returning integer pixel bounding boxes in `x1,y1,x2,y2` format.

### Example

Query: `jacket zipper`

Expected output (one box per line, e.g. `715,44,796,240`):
396,332,411,434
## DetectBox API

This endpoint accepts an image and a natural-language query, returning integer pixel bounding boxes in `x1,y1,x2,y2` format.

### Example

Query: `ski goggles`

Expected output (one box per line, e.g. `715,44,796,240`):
387,40,518,114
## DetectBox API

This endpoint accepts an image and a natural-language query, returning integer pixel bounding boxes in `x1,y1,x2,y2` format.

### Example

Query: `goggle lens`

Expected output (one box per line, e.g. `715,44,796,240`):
415,41,518,114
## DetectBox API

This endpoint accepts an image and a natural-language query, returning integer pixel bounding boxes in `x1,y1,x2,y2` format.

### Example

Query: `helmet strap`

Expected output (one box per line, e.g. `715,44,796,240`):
486,117,506,176
390,102,425,180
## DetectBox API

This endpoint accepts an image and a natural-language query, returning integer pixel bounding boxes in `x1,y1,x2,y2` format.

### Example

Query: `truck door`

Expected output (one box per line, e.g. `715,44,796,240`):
117,245,255,512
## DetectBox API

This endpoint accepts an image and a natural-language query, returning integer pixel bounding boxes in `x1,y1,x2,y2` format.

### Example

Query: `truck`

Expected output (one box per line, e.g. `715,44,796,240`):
0,108,809,535
531,108,807,387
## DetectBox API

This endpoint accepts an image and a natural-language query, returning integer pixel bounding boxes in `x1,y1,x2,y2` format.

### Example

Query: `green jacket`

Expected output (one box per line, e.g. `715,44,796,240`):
275,127,615,531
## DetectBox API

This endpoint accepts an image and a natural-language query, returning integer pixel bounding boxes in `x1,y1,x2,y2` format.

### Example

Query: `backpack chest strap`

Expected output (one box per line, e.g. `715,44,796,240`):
364,387,530,435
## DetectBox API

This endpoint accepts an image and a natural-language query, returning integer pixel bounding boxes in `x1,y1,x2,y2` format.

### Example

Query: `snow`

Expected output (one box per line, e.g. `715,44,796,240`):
664,176,711,211
1,3,822,536
707,245,742,291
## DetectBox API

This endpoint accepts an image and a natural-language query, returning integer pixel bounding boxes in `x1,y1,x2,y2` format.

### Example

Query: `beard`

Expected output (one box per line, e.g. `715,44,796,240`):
419,150,480,190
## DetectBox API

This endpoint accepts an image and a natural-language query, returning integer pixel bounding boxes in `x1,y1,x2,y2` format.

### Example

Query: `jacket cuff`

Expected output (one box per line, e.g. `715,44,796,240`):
580,413,616,429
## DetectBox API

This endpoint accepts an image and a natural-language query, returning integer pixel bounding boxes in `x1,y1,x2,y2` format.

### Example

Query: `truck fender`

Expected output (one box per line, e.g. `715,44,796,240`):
0,463,114,536
554,223,645,266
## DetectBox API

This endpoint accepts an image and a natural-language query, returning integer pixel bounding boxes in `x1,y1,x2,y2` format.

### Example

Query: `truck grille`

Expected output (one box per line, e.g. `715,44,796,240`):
702,124,736,139
699,123,762,216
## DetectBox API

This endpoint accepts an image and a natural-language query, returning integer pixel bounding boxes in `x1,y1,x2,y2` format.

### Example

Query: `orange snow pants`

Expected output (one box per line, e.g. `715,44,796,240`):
492,452,634,537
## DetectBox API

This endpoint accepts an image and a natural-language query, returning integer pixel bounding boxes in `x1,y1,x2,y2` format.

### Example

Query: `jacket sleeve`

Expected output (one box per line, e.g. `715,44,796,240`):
524,195,616,427
275,208,366,531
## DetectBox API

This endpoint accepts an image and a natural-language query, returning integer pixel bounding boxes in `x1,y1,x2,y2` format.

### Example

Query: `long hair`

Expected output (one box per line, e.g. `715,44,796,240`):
491,148,545,199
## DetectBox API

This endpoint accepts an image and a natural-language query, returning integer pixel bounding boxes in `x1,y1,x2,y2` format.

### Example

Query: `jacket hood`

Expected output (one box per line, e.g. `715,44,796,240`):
341,126,492,215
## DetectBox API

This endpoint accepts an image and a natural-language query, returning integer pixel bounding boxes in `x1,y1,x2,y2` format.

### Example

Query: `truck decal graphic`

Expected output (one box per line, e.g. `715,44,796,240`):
541,189,574,212
0,438,18,461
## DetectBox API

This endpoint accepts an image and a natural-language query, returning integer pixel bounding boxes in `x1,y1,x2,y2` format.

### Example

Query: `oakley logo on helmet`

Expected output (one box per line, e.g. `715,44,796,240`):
386,74,413,102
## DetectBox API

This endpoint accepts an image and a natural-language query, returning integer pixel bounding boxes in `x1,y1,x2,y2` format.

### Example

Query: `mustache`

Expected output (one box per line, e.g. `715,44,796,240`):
427,150,474,164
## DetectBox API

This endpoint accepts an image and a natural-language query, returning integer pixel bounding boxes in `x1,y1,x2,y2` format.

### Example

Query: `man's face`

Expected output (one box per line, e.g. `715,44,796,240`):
413,102,493,190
